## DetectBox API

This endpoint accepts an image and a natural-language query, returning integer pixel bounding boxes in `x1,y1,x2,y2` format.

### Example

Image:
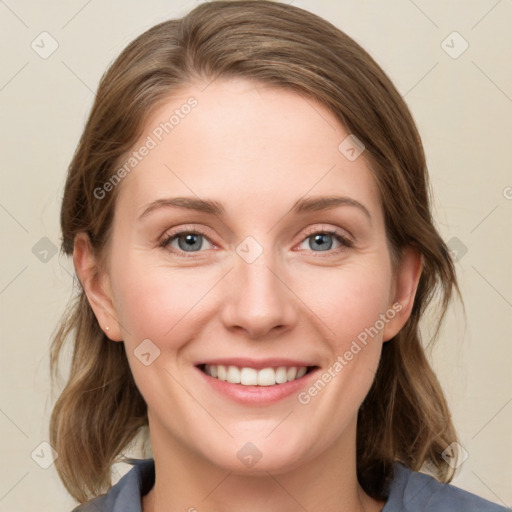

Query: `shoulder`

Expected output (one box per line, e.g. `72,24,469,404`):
71,458,155,512
384,462,509,512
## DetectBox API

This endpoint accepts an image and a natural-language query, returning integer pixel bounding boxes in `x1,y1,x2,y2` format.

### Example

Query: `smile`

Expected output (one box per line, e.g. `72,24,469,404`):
201,364,312,386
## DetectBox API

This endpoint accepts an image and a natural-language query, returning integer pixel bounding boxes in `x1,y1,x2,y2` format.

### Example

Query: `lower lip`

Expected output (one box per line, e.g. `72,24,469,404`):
196,366,318,405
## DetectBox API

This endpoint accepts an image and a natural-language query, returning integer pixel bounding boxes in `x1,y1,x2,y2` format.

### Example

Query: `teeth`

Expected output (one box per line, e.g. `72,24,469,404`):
257,368,275,386
226,365,241,384
296,367,307,378
286,367,297,381
203,364,309,386
275,367,288,384
217,365,227,381
240,367,258,385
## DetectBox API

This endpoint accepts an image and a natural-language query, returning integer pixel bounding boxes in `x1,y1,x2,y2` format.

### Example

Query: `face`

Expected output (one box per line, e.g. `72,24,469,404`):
79,78,420,475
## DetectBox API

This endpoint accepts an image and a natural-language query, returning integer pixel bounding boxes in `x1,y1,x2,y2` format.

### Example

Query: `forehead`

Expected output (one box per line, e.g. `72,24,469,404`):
114,78,383,223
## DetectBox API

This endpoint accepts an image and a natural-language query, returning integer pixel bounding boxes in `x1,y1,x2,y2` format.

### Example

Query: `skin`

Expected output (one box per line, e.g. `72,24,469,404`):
75,78,422,512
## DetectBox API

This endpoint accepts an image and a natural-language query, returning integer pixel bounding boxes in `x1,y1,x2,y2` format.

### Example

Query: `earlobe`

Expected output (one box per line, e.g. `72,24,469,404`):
73,233,123,342
382,247,423,342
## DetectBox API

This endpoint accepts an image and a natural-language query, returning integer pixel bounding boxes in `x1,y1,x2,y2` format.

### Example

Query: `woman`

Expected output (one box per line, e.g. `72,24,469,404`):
50,1,508,511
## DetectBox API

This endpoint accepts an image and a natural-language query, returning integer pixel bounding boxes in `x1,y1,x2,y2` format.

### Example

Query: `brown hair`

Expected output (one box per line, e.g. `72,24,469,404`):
50,0,461,504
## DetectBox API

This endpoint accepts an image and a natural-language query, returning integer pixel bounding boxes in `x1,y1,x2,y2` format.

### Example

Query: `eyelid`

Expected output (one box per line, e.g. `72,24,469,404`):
292,225,353,255
159,223,353,256
159,225,217,255
298,225,353,244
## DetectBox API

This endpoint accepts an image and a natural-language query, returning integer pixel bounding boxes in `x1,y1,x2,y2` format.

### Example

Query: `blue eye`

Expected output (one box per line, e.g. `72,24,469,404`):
162,232,213,253
160,228,352,257
298,230,352,253
308,233,335,251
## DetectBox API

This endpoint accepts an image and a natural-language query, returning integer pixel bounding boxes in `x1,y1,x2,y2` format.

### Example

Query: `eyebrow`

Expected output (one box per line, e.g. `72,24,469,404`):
138,195,372,223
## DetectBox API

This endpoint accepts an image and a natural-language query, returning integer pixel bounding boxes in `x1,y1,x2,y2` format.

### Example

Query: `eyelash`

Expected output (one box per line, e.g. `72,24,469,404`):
159,226,353,258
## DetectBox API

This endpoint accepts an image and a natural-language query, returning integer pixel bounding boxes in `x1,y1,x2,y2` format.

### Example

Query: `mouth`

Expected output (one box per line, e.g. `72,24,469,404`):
194,358,320,404
198,363,317,386
198,364,317,386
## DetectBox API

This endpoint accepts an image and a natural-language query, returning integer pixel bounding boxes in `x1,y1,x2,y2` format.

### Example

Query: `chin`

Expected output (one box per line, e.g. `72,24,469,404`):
198,434,315,476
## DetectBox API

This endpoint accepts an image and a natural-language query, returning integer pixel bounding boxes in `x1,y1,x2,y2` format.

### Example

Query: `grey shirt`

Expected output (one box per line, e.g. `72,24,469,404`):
73,458,509,511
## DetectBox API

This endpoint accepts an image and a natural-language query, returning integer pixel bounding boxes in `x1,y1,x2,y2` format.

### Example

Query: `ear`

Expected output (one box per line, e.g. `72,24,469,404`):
73,232,123,342
382,246,423,342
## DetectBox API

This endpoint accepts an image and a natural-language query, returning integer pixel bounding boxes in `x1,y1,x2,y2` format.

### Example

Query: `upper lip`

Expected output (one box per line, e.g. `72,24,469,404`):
195,358,317,369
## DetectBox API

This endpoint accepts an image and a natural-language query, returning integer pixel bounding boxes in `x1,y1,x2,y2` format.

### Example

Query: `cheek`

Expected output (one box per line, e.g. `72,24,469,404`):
290,264,392,436
110,252,222,343
291,260,393,351
109,262,215,407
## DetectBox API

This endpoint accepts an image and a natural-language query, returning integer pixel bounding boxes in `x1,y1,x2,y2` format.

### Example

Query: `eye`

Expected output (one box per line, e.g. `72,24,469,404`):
159,227,352,256
160,230,214,254
297,229,352,253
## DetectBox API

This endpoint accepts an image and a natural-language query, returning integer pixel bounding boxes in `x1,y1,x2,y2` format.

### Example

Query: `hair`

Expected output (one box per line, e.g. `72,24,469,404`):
50,0,462,505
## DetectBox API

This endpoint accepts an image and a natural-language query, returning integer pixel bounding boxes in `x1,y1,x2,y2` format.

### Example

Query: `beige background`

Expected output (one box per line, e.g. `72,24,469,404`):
0,0,511,510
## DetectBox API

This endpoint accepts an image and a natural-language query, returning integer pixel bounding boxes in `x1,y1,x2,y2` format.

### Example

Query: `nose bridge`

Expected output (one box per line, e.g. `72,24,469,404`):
221,248,297,338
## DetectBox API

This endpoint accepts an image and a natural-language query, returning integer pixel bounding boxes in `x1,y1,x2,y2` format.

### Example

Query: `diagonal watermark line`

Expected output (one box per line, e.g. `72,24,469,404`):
471,471,509,508
407,0,439,28
265,410,294,438
164,164,194,192
0,265,28,295
0,203,29,233
0,472,29,502
265,266,336,335
200,471,233,502
162,367,234,438
402,479,436,507
471,266,512,308
472,0,503,29
86,293,132,336
164,268,233,336
82,495,108,512
472,61,512,104
0,62,29,93
200,74,219,93
0,408,29,438
266,164,336,234
301,96,337,131
472,397,512,439
61,60,94,93
403,62,439,98
470,204,499,233
164,164,234,236
367,365,378,379
265,473,309,511
0,0,29,28
58,259,74,278
270,0,296,13
61,0,94,29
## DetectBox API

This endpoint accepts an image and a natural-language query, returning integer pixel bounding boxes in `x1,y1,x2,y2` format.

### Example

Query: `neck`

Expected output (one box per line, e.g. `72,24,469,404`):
142,418,385,512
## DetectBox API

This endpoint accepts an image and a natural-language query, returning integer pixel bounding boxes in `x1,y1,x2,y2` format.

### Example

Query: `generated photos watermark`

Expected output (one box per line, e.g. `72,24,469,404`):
93,96,198,200
297,302,402,405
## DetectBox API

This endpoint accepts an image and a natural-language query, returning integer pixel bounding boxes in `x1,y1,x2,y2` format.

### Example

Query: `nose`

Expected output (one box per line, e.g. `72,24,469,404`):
220,257,298,340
